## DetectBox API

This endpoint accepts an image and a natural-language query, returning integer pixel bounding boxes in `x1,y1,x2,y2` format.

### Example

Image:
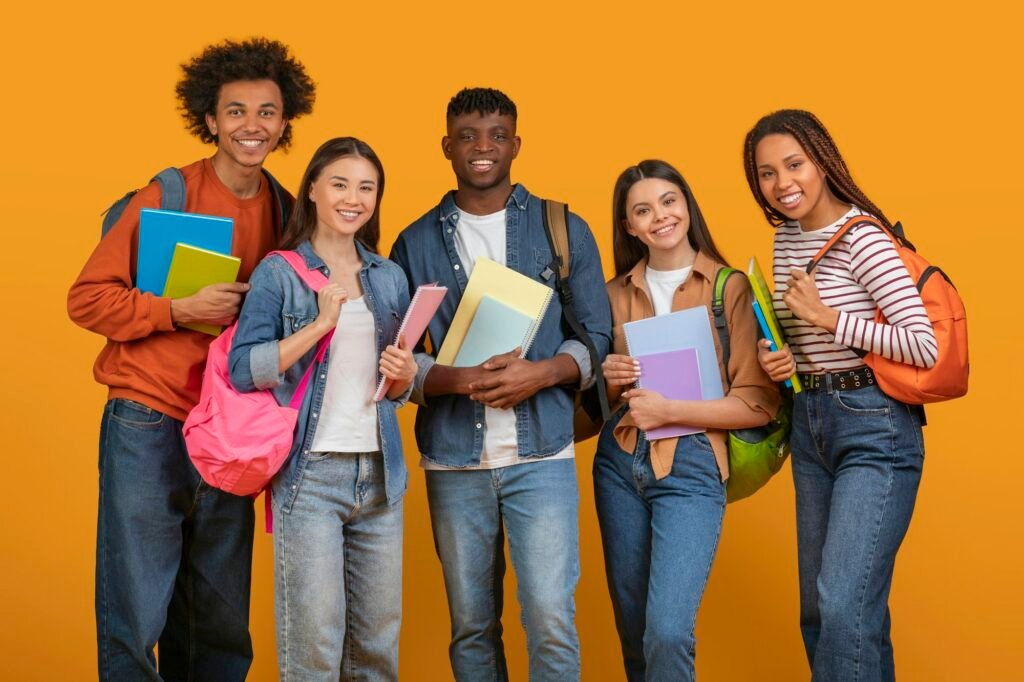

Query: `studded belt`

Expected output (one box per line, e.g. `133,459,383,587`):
799,367,876,392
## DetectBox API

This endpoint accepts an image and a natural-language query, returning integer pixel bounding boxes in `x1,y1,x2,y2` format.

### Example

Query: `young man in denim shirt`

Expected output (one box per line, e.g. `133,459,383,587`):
391,87,612,681
67,39,314,681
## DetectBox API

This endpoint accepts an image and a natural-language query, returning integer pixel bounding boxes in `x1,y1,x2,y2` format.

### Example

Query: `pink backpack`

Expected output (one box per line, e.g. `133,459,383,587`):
183,250,334,496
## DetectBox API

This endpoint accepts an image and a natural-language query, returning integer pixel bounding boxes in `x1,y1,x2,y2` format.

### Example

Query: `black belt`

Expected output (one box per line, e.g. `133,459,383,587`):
800,367,876,392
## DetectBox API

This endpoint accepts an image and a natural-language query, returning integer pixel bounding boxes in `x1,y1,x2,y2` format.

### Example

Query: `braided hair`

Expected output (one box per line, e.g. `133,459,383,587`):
742,109,891,229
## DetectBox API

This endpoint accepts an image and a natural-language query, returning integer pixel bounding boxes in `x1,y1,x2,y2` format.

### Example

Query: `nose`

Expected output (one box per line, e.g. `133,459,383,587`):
473,136,494,153
243,110,261,131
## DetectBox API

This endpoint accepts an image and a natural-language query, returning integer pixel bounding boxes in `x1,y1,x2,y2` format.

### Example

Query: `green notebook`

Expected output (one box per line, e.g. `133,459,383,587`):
162,243,242,335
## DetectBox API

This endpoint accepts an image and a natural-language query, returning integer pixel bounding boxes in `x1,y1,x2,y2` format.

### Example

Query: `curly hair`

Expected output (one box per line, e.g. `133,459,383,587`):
175,37,316,150
446,87,517,122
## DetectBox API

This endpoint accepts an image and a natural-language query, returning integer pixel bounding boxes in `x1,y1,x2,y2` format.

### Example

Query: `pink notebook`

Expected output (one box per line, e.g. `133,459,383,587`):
635,347,705,440
374,284,447,401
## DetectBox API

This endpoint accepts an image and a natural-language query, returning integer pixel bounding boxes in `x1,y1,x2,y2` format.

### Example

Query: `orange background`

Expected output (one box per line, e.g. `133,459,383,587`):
2,2,1021,679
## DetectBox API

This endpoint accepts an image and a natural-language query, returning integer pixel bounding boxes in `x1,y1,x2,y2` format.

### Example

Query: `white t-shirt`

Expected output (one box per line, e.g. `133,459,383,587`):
422,207,574,470
645,265,692,316
310,296,381,453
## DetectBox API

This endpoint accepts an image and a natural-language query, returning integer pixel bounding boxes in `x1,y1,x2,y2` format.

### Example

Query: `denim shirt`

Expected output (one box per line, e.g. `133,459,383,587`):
229,240,411,509
390,184,612,466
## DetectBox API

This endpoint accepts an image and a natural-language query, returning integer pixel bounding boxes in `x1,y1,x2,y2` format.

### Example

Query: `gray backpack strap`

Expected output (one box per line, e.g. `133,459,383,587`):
100,167,186,237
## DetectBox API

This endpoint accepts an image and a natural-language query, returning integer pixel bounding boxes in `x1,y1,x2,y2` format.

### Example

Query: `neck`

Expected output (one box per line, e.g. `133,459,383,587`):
799,191,852,231
647,240,697,272
453,179,513,215
310,226,362,268
210,150,264,198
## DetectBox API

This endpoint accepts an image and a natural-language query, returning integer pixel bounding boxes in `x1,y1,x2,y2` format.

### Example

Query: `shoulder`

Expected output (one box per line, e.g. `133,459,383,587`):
719,266,754,308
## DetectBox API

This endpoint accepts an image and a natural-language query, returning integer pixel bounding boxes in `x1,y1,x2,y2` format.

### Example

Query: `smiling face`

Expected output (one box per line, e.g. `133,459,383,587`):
754,132,843,228
204,79,288,169
442,110,520,193
309,155,380,240
624,177,692,257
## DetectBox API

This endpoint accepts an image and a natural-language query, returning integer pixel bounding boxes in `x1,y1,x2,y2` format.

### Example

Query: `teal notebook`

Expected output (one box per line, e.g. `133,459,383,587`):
453,295,535,367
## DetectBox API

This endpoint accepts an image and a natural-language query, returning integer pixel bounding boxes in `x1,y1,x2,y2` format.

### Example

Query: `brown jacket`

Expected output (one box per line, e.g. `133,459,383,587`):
607,251,781,479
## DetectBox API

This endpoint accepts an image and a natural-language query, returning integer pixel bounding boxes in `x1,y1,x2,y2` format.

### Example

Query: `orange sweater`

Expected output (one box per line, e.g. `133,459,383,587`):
68,158,284,422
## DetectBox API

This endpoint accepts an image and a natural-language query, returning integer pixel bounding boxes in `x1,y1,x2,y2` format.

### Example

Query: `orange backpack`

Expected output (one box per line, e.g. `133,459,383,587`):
807,215,968,404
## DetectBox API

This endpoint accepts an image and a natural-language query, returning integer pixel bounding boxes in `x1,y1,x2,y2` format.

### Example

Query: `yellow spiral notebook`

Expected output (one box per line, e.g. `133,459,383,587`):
436,258,553,366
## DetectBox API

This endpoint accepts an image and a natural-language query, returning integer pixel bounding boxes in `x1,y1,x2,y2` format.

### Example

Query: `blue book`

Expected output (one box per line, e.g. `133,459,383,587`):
751,299,793,388
623,305,724,401
137,208,234,294
453,295,535,367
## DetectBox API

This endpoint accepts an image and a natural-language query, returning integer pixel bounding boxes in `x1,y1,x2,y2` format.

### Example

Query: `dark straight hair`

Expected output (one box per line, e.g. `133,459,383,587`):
611,159,730,277
280,137,385,252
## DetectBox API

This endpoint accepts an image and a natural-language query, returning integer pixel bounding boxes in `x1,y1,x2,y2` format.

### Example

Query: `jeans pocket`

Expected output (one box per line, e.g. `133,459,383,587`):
108,398,165,429
832,387,891,416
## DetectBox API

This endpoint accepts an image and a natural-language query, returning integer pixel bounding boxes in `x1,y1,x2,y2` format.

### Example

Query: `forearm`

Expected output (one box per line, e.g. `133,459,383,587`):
423,363,478,397
667,395,771,430
278,321,332,373
386,378,413,401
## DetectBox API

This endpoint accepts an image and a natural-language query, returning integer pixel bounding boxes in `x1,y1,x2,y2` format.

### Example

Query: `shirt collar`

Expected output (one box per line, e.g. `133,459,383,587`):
620,249,719,289
438,183,531,222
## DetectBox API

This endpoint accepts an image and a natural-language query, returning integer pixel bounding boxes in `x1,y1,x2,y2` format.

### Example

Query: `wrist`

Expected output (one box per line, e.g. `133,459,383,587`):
814,306,840,333
170,298,193,324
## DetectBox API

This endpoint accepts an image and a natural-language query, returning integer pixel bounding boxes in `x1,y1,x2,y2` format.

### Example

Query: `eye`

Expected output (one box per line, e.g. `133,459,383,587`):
460,134,474,142
494,133,507,141
664,197,675,206
259,110,275,118
789,161,802,170
332,182,346,190
227,109,242,117
760,170,775,179
635,207,649,216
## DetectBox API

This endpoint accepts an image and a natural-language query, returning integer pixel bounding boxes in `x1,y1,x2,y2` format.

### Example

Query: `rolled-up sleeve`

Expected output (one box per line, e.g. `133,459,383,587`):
556,339,594,389
229,259,286,393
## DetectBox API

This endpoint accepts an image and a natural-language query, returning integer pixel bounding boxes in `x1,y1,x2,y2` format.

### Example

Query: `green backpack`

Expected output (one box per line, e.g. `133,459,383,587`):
712,267,792,503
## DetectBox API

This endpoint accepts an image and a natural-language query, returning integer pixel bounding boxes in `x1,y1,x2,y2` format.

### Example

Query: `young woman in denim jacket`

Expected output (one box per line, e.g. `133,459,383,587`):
744,110,936,681
595,160,780,682
229,137,415,681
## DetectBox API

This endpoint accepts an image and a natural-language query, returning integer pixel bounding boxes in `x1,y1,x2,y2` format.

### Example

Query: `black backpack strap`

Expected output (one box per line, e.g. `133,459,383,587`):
540,199,611,421
261,168,293,241
101,167,186,237
712,266,743,385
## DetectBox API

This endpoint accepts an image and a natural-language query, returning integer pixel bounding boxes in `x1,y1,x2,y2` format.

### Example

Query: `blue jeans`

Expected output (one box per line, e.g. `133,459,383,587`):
272,451,403,681
593,409,726,682
425,458,581,681
96,398,255,682
791,381,924,682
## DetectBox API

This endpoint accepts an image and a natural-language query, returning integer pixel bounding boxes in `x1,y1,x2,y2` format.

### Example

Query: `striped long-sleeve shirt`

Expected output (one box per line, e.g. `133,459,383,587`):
772,206,937,374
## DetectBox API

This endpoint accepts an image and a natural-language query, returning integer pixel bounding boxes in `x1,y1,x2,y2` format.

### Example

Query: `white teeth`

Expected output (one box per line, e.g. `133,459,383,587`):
338,210,359,218
237,139,264,147
779,192,802,205
471,160,494,166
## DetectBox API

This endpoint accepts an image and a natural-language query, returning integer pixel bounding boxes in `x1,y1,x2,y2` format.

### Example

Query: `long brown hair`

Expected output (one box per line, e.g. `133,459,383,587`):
611,159,729,277
280,137,385,251
742,109,891,229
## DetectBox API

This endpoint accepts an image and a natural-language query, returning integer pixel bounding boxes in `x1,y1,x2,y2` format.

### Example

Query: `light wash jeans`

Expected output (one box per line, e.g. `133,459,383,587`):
425,458,581,682
593,407,726,682
791,379,925,682
272,451,403,682
96,398,254,682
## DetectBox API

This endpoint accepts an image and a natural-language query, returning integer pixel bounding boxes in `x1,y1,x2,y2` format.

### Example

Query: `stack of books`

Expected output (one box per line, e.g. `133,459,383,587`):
138,208,237,335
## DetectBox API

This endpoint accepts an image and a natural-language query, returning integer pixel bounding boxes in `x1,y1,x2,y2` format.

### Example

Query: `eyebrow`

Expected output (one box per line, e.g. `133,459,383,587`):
223,101,280,109
328,175,377,185
757,153,803,169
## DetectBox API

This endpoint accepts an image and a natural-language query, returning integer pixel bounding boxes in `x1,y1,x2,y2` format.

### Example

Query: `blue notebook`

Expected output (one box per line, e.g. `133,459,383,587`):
752,298,793,388
137,208,234,294
623,305,724,401
453,295,535,367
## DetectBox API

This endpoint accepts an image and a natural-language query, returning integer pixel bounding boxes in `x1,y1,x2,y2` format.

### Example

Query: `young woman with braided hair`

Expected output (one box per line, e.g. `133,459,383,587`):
743,110,936,681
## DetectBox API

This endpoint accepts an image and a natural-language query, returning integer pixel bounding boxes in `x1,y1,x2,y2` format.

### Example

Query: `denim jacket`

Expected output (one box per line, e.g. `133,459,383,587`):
390,184,612,466
229,240,411,509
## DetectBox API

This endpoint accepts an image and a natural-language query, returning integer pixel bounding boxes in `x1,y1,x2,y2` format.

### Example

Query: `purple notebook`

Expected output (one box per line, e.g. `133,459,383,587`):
635,347,705,440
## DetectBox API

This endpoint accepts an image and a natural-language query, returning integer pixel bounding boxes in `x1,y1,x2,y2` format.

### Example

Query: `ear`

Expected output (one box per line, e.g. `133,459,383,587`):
511,135,522,160
624,219,637,237
441,135,452,160
205,112,218,138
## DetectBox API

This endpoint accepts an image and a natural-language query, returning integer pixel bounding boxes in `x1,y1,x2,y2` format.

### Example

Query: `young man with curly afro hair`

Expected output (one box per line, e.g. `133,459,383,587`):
68,37,315,682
